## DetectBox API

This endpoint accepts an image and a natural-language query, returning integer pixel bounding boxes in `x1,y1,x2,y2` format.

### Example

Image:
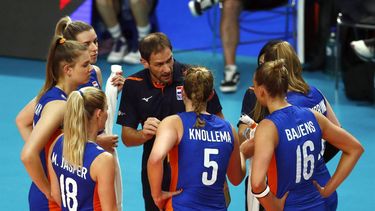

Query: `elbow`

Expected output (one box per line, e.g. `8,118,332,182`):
122,137,133,147
351,142,365,158
121,133,131,147
20,149,32,166
357,144,365,157
15,114,23,130
147,155,159,167
121,132,138,147
251,178,265,194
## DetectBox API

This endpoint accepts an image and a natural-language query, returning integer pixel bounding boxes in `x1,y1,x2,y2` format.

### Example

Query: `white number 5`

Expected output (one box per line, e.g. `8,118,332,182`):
202,148,219,186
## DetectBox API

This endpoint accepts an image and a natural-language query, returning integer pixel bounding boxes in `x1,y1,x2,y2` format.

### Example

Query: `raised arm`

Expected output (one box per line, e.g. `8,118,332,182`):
20,101,66,199
313,111,364,198
15,98,36,142
121,117,161,147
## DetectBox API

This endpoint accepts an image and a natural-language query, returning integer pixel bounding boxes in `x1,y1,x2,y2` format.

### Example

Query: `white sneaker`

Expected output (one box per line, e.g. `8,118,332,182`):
107,37,127,63
188,0,219,16
350,40,375,62
123,51,141,64
220,67,240,93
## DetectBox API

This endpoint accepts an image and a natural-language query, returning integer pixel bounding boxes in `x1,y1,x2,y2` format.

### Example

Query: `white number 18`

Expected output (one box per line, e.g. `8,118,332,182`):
59,174,78,211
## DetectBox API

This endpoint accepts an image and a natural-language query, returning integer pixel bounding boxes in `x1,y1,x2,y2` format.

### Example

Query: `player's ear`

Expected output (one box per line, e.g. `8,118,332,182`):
63,63,72,77
140,58,149,69
95,108,101,119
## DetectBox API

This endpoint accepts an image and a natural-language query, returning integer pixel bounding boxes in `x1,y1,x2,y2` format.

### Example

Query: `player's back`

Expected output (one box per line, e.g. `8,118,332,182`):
286,85,327,116
51,136,105,211
266,106,329,210
167,112,234,211
286,86,338,210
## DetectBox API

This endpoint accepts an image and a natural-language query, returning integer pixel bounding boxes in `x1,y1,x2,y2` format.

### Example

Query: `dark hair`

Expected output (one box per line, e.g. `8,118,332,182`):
255,59,289,98
183,66,214,128
139,32,172,62
55,16,93,41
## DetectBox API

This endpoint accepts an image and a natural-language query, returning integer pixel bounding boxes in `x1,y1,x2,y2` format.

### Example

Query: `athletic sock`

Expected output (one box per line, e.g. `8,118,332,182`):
224,64,237,81
137,24,151,41
108,24,122,39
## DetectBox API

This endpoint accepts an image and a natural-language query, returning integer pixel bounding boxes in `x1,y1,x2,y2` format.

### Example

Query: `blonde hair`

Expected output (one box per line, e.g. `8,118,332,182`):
183,66,214,128
254,59,289,98
264,41,309,94
63,87,106,167
253,41,307,121
36,36,88,102
55,16,93,40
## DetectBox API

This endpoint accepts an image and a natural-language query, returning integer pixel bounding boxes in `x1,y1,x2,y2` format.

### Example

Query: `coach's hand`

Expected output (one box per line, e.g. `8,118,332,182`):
96,134,119,153
142,117,161,141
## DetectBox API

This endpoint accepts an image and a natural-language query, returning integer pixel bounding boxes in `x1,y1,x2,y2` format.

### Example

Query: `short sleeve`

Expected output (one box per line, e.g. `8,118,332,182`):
207,89,223,115
116,80,140,128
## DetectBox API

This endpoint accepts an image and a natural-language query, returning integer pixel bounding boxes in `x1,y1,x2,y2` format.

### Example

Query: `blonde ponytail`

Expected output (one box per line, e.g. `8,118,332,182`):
63,87,106,167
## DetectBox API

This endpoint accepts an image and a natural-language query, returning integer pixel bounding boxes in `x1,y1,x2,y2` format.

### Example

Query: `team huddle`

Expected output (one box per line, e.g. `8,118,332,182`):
16,16,364,211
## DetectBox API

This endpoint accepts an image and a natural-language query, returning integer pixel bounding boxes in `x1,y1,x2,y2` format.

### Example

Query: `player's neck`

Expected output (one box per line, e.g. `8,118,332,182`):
55,80,77,96
184,100,208,114
267,98,290,114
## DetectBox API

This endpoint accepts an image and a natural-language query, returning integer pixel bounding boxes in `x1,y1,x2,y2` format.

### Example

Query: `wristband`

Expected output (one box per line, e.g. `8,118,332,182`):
252,185,270,198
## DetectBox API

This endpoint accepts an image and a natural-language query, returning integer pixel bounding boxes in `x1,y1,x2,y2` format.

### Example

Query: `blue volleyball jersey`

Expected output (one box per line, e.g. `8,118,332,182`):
51,136,105,211
33,87,67,126
266,106,331,210
29,87,66,211
286,85,337,210
166,112,234,211
78,68,101,89
286,85,327,116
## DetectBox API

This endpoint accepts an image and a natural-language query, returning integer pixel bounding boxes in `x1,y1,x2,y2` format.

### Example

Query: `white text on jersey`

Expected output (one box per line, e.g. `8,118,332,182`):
189,128,232,143
52,152,88,179
285,121,316,141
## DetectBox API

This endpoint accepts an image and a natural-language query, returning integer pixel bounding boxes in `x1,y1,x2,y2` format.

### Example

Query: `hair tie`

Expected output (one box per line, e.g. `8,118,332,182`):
59,37,66,44
78,90,84,97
